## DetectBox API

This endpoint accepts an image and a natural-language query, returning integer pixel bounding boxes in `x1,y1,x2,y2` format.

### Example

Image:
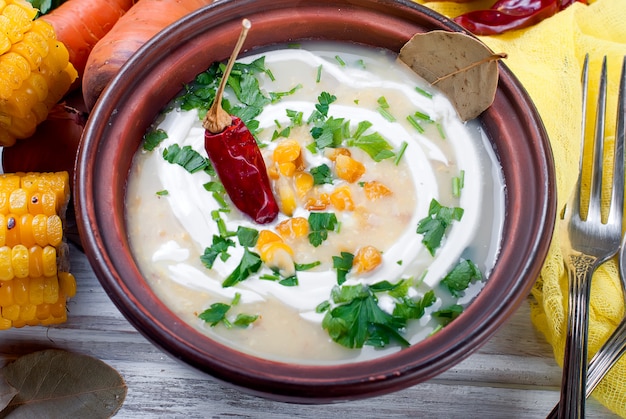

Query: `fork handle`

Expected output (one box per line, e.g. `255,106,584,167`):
547,317,626,419
556,254,596,419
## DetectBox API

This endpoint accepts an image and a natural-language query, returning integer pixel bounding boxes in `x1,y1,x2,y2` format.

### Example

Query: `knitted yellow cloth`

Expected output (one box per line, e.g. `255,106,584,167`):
414,0,626,416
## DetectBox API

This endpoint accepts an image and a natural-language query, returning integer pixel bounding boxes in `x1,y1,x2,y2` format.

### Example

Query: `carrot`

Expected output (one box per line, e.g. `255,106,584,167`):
81,0,211,110
41,0,136,78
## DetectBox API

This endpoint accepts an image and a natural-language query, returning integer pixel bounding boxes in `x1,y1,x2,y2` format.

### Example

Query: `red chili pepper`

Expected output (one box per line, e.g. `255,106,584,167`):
453,0,587,36
202,19,279,224
204,116,279,224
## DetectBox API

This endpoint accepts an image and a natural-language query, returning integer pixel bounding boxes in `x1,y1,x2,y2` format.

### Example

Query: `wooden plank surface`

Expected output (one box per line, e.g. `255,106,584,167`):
0,242,619,418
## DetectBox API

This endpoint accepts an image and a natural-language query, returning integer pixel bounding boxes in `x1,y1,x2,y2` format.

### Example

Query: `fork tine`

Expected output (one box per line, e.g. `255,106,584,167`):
611,56,626,226
588,56,608,221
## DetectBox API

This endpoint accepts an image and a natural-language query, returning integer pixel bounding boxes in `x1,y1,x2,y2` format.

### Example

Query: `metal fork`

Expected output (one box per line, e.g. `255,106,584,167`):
556,55,625,419
548,55,626,419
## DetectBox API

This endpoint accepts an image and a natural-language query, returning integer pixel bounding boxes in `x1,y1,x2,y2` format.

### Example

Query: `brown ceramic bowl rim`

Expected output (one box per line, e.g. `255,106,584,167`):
75,0,556,403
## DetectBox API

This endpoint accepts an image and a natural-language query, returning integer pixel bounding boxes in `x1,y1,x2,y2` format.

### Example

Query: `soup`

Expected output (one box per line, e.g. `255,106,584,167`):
125,42,505,364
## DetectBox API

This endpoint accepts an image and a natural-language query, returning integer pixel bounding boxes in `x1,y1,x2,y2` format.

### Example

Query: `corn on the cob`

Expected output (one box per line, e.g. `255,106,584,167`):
0,0,78,146
0,171,75,330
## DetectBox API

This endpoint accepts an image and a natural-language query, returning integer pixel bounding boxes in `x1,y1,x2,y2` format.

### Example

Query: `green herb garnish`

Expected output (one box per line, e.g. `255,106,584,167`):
332,252,354,285
441,259,482,297
416,199,464,255
308,212,338,247
222,248,263,287
433,304,464,326
310,164,333,185
200,235,236,269
321,283,410,349
198,293,258,328
163,144,210,174
143,129,168,151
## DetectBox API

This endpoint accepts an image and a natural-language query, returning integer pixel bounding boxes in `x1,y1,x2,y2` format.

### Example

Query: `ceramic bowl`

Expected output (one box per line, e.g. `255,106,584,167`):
75,0,556,403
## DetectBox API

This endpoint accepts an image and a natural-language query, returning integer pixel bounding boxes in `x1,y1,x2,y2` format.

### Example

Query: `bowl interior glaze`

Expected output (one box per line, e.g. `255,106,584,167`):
75,0,556,403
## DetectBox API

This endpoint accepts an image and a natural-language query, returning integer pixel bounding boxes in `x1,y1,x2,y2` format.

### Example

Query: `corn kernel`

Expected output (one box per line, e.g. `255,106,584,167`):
29,275,43,305
273,139,301,164
43,275,59,304
278,162,296,177
0,280,13,306
330,185,354,211
277,177,297,216
364,181,393,200
2,304,19,321
294,172,314,198
35,302,50,320
325,147,351,161
305,193,330,211
335,154,365,183
276,217,309,240
0,214,6,246
19,213,34,247
259,242,295,277
58,271,76,298
256,230,283,250
12,276,27,304
42,245,56,277
28,245,43,277
31,213,47,246
5,214,20,247
353,245,383,274
49,298,66,318
268,165,280,180
18,302,35,321
11,244,29,278
9,188,27,214
0,315,11,329
46,214,62,246
0,245,13,281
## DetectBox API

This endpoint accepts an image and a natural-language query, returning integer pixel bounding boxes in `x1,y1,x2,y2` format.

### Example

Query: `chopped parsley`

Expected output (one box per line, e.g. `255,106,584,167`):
236,226,259,247
441,259,482,297
416,199,464,255
332,251,354,285
163,144,210,174
200,235,236,269
310,163,333,185
321,283,410,349
260,268,298,287
308,212,338,247
155,190,169,196
222,248,263,287
143,128,168,151
198,293,258,328
348,132,395,162
433,304,464,326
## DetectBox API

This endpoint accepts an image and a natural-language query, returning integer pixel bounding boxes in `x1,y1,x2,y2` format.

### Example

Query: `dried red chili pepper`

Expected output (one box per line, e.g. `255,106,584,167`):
453,0,587,36
202,19,279,224
204,116,279,223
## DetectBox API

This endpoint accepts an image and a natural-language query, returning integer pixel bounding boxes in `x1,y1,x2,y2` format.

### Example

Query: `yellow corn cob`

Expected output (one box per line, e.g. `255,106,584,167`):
0,171,75,330
0,1,78,146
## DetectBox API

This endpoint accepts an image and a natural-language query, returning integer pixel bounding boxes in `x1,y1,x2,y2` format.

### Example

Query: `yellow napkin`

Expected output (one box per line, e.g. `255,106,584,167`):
414,0,626,416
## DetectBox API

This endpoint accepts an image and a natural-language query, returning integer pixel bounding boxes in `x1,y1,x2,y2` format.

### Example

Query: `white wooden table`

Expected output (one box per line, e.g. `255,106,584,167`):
0,239,618,418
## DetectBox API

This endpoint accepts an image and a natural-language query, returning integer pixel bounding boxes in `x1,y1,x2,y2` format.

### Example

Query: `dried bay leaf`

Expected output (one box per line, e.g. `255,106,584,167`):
399,30,506,121
0,374,18,412
0,349,126,418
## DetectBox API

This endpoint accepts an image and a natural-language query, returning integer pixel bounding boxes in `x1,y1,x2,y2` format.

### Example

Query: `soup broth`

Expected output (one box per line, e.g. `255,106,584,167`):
125,42,505,364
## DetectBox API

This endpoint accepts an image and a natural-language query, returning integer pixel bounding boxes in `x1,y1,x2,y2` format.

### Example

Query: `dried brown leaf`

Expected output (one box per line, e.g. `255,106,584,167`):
399,30,506,121
0,349,126,418
0,373,18,412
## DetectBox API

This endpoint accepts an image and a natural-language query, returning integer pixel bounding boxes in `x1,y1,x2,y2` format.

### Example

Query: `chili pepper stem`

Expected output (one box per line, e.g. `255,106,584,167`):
202,18,252,134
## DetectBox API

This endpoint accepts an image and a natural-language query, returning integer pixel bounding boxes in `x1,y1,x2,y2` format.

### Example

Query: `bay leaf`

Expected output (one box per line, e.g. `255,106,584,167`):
0,373,18,412
399,30,506,121
0,349,126,418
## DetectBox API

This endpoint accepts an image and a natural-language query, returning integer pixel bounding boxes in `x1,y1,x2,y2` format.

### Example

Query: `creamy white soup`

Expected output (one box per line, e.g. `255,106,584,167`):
125,42,505,364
